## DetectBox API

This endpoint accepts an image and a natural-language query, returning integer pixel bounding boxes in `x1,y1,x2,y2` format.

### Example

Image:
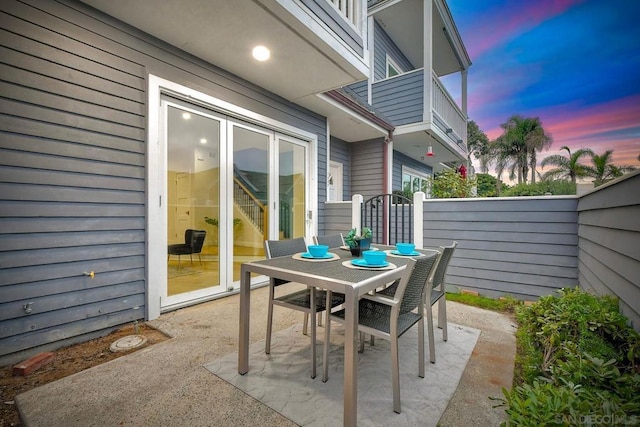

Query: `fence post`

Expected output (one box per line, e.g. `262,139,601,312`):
351,194,363,234
413,192,425,248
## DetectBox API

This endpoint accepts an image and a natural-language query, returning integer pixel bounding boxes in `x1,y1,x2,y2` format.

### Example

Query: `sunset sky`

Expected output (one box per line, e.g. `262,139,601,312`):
441,0,640,174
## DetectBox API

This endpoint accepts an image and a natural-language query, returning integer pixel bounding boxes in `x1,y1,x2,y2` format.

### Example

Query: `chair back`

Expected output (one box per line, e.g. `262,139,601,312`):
264,237,307,259
181,229,205,253
188,230,207,254
313,233,344,248
395,253,440,315
431,241,457,290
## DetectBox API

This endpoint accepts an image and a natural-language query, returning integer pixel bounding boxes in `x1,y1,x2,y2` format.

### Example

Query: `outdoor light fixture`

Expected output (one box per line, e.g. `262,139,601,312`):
200,138,207,144
426,145,434,157
182,112,191,120
252,45,270,61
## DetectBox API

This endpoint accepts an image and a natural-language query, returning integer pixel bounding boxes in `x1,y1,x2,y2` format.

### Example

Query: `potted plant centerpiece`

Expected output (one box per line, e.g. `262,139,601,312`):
344,227,372,257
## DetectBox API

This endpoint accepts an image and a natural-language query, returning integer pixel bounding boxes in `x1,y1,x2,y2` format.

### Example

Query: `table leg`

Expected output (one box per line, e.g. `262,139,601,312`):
238,265,251,375
343,287,358,426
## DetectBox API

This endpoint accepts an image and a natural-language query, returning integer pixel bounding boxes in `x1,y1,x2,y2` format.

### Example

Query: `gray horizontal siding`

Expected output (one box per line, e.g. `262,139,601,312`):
0,0,328,364
577,172,640,331
322,202,353,236
350,138,385,199
345,80,368,101
372,70,424,126
0,0,147,361
422,197,579,300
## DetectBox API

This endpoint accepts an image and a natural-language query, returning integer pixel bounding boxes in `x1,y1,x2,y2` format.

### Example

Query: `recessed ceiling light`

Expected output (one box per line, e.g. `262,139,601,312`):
252,45,270,61
182,112,191,120
200,138,207,144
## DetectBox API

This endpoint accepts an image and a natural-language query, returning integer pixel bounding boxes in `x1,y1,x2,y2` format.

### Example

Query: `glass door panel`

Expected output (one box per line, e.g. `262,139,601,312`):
166,104,223,301
231,124,270,282
278,137,307,239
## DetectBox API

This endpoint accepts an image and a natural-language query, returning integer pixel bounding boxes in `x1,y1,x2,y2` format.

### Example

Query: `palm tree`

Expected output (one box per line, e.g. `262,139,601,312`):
590,150,637,187
499,115,552,184
489,135,511,195
500,115,529,184
540,146,594,184
523,117,552,183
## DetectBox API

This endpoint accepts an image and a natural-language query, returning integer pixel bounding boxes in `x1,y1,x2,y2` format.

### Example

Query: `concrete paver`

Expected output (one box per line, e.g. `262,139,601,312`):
16,286,515,426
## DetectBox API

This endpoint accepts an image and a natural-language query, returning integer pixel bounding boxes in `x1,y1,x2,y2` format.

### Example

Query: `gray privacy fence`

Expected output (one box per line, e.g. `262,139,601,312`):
420,196,579,300
577,171,640,330
323,171,639,331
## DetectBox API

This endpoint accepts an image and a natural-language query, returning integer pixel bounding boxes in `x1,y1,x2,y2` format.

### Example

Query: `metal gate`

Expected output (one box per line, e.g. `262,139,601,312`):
361,194,413,245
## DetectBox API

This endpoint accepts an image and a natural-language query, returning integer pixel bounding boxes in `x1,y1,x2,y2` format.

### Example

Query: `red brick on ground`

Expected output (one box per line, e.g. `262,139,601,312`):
13,352,55,376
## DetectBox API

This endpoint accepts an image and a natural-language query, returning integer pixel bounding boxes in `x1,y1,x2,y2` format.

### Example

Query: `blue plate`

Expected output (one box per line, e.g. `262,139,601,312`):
301,252,334,259
391,250,421,256
351,258,389,268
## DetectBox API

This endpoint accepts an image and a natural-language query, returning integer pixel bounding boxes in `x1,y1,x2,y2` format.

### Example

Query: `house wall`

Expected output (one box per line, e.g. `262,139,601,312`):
350,138,385,199
0,0,327,365
392,150,433,192
577,171,640,330
329,136,352,201
372,20,414,81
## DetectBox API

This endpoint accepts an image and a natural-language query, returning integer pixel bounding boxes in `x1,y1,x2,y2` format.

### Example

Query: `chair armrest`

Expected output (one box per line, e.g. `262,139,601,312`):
361,294,399,307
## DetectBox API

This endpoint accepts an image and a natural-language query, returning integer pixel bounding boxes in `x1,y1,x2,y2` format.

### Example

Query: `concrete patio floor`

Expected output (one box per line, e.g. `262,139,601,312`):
16,285,516,426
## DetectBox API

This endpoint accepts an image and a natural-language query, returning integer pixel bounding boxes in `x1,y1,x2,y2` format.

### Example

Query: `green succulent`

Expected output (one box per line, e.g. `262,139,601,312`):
344,227,372,247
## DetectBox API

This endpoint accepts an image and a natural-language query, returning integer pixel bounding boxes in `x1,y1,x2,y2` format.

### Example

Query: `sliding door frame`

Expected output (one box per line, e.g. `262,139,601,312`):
147,75,318,320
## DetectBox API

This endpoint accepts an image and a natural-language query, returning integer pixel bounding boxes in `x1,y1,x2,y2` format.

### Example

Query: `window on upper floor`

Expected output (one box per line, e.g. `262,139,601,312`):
386,55,402,78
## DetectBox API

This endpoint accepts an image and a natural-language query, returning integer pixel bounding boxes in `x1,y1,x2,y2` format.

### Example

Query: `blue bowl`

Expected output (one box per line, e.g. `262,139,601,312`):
395,243,415,255
363,250,386,265
308,244,329,258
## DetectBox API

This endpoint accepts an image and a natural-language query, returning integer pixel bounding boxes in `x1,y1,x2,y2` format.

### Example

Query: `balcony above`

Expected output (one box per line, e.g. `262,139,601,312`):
369,69,467,167
80,0,370,101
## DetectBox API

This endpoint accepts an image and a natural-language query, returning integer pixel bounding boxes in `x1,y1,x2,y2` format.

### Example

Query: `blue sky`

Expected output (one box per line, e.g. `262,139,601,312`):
441,0,640,170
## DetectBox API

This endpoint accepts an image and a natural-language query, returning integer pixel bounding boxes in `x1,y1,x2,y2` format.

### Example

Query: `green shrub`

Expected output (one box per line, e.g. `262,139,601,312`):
502,180,576,196
495,288,640,425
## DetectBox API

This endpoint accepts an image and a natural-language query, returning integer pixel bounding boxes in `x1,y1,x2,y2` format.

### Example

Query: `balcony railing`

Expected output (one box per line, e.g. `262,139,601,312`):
327,0,362,30
432,72,466,142
370,69,466,141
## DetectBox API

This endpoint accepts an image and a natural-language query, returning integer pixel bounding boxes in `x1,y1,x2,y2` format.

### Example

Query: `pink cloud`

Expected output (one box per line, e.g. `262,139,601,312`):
474,94,640,172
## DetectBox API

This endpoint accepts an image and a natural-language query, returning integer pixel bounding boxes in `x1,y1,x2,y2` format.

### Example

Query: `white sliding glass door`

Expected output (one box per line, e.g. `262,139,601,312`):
155,96,311,312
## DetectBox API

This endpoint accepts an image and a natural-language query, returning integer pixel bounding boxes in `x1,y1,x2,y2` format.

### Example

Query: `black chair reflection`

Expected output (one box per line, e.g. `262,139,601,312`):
167,229,207,268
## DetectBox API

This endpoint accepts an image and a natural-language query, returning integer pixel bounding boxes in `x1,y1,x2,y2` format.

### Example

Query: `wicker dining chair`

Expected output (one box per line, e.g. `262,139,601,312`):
377,241,457,363
322,253,441,413
312,233,345,248
264,237,345,379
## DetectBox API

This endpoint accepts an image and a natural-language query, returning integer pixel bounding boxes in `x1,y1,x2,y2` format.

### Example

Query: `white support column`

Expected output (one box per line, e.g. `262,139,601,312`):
462,68,468,143
423,0,433,123
351,194,363,233
367,14,375,104
413,191,425,248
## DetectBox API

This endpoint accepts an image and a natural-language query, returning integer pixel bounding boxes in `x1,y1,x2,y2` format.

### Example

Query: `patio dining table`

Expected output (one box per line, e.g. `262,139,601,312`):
238,245,438,426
